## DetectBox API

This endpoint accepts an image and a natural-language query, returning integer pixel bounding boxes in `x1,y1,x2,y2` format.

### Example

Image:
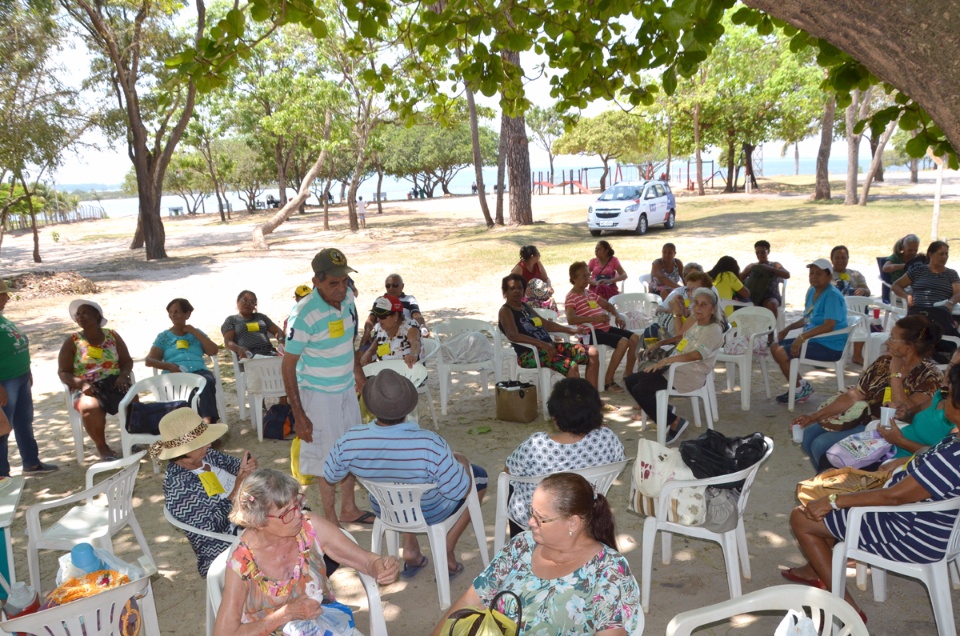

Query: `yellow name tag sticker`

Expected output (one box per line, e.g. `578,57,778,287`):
176,339,190,349
883,386,892,404
87,346,103,359
587,300,599,309
377,342,391,358
675,339,688,353
328,319,345,338
246,322,260,333
198,471,225,497
684,299,690,307
839,273,851,281
531,317,543,327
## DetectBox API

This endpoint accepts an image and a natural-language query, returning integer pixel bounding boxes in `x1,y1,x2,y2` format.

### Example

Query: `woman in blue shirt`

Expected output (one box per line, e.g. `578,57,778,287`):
146,298,221,422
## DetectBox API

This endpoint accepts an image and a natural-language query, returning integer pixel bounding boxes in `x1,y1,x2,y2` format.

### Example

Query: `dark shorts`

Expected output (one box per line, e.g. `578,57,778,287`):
74,374,126,415
780,338,844,362
586,326,636,349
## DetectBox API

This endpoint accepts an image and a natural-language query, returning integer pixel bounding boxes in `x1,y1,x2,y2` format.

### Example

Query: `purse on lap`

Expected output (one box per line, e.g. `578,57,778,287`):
443,590,521,636
796,467,889,506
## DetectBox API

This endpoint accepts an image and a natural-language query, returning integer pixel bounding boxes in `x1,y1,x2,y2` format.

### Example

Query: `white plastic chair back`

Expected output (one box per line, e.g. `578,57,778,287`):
243,357,286,441
717,307,776,410
435,319,502,415
786,324,858,411
228,349,248,421
118,373,205,473
0,576,156,636
666,584,865,636
61,370,138,466
151,355,228,424
163,506,235,543
536,308,559,322
776,278,788,331
636,273,652,293
493,460,629,552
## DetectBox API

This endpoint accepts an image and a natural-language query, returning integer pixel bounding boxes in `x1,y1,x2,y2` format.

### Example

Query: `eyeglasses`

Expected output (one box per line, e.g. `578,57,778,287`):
385,283,401,289
268,494,305,524
941,387,951,399
529,510,560,526
240,298,257,305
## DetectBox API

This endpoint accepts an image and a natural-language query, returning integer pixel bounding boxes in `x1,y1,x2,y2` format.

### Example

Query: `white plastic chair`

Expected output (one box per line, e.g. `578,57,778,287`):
162,506,235,543
151,354,228,425
640,362,720,446
609,292,661,337
61,370,138,466
435,319,503,415
493,460,629,552
25,452,153,594
505,331,576,418
716,307,775,410
665,584,865,636
786,324,858,412
363,360,438,429
776,278,788,332
938,335,960,373
358,473,490,610
243,357,286,441
117,373,205,474
641,438,774,610
205,529,386,636
719,298,752,313
535,308,559,322
636,273,652,293
0,575,160,636
831,497,960,635
227,349,249,421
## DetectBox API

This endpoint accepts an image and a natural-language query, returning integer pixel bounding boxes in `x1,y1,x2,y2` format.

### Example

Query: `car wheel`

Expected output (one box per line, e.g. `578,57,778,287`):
664,210,675,229
635,214,648,235
589,229,601,237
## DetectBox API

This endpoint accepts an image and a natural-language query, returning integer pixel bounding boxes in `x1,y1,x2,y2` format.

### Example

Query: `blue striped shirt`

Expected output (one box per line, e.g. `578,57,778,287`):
323,422,470,524
285,288,357,393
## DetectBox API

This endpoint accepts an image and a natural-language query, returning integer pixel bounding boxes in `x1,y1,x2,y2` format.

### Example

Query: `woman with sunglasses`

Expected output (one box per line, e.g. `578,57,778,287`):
784,363,960,624
432,472,641,636
153,408,257,576
214,468,399,636
221,290,283,360
358,295,422,368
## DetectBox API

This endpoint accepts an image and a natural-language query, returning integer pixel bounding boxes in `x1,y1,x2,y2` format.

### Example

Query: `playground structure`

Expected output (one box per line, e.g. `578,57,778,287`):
531,169,596,195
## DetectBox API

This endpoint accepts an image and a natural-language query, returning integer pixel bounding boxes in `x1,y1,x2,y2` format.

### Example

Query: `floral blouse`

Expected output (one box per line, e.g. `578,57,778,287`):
856,354,942,419
474,533,641,636
228,516,332,629
71,329,121,380
369,318,422,362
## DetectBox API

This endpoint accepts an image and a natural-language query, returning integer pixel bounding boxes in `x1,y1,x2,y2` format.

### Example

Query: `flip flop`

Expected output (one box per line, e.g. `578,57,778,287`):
780,567,825,589
448,562,464,579
604,382,624,393
400,556,429,579
346,511,376,525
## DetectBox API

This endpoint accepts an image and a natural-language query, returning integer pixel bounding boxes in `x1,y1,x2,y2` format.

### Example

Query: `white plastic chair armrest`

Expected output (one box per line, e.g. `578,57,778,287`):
798,325,856,357
845,499,960,540
85,451,148,490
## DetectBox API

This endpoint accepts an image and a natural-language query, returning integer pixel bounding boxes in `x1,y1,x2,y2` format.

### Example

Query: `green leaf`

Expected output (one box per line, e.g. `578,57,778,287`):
359,16,378,38
467,426,492,435
662,66,677,95
226,9,245,38
905,134,929,158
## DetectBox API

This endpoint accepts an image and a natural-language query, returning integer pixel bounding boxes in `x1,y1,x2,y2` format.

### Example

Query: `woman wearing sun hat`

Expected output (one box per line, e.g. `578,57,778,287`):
154,407,258,576
57,298,134,461
0,280,58,475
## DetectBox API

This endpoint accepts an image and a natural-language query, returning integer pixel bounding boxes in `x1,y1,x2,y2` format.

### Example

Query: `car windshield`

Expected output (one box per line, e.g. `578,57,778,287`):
598,186,641,201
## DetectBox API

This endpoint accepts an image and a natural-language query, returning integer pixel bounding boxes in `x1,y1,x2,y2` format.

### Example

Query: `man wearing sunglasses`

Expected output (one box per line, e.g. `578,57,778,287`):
359,273,429,350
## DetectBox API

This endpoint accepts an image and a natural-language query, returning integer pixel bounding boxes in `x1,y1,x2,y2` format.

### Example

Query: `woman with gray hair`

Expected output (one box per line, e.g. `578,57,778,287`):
213,468,399,636
624,287,725,444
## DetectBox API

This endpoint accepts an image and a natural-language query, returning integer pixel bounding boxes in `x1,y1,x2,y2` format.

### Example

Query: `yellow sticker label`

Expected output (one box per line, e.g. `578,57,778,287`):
684,299,690,307
587,300,599,309
198,470,225,497
883,386,892,404
87,346,103,359
176,339,190,349
839,273,850,281
676,339,688,353
246,322,260,332
531,317,543,327
377,342,391,358
328,319,345,338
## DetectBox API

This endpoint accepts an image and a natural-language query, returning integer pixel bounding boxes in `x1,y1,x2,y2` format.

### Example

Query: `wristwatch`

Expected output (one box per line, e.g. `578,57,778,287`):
890,372,903,380
828,494,840,510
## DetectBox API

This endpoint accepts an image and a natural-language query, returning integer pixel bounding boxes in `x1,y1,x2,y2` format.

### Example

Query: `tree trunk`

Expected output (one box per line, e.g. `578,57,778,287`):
501,51,532,225
599,158,610,192
724,138,736,193
743,143,758,189
274,139,288,206
931,153,945,240
495,110,507,225
666,119,672,181
694,103,704,196
844,96,860,205
868,133,885,182
794,143,800,175
375,163,384,214
251,111,332,249
322,179,331,231
814,95,835,200
19,175,41,263
858,117,897,205
548,153,555,185
464,81,494,227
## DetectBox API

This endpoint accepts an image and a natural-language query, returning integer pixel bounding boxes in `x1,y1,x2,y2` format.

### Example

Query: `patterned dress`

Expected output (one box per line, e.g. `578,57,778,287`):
474,533,641,635
368,319,421,362
505,429,625,525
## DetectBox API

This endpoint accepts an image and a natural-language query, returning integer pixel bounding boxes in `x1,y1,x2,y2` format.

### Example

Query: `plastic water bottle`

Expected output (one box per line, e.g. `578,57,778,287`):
4,581,40,622
71,542,106,573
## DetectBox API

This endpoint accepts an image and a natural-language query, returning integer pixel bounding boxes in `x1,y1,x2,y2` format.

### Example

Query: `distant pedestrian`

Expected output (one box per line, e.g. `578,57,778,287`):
357,197,367,229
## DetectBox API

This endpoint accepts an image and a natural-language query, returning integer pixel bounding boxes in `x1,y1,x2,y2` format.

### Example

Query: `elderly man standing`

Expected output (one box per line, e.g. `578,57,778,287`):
770,258,849,404
359,273,428,348
283,248,373,525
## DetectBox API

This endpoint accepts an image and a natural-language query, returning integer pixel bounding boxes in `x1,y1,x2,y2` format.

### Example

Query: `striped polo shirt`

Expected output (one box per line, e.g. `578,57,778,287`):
564,289,611,332
284,288,358,393
323,422,470,524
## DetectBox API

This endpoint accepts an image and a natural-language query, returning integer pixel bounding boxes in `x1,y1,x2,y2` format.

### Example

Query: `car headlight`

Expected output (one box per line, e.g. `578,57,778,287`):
588,206,593,214
624,204,638,213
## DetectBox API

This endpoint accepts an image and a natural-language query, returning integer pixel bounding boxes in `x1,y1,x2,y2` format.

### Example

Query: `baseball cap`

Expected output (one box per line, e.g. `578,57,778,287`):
806,258,832,272
294,284,312,299
311,248,356,277
371,295,403,317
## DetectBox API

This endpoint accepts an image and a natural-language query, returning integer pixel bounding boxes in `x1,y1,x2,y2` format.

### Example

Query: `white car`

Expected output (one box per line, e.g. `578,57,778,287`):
587,180,677,236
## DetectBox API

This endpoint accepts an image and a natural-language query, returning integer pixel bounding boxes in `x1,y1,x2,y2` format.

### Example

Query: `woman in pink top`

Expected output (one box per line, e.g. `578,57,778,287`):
588,240,628,300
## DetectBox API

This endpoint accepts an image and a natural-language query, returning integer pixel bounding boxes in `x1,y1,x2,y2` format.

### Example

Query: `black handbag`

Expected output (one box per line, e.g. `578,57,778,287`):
126,400,188,435
679,430,767,489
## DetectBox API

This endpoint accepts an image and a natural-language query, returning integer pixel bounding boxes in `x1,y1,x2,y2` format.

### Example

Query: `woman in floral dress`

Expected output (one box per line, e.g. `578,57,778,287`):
433,473,641,636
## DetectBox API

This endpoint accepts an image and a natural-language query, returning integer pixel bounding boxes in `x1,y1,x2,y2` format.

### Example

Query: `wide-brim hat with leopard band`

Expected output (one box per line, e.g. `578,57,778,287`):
149,407,227,460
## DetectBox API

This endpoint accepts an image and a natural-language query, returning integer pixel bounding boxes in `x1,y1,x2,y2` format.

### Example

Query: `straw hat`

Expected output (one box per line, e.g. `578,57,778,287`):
149,408,227,460
68,299,107,327
362,369,419,421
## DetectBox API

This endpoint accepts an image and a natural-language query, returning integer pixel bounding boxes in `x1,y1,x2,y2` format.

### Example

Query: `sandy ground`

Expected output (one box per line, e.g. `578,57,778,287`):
0,170,957,635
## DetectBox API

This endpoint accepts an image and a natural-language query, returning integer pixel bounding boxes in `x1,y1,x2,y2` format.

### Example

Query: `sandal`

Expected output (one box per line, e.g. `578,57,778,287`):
780,567,825,589
604,382,624,393
448,562,465,579
400,556,429,579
